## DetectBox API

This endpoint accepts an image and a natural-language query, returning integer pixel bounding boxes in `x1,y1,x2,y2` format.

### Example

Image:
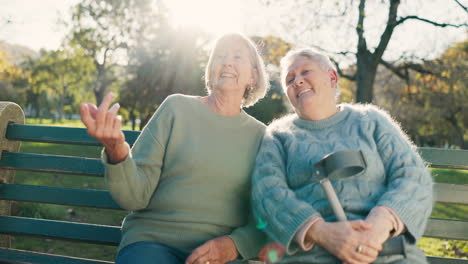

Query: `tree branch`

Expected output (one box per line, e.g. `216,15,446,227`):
331,58,356,81
356,0,367,53
453,0,468,13
379,58,438,81
373,0,400,62
396,15,468,28
379,59,407,80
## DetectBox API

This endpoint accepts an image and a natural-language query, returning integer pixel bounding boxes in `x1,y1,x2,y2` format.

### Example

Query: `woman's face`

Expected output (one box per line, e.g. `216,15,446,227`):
283,56,337,115
210,38,255,95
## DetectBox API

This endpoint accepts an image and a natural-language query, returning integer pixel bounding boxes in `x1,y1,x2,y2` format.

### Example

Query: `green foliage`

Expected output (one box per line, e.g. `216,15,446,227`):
375,39,468,149
121,29,209,129
246,81,289,124
24,47,95,119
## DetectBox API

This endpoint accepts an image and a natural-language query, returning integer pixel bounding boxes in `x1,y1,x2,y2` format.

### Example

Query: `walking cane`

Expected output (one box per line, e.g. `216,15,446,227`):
313,150,405,256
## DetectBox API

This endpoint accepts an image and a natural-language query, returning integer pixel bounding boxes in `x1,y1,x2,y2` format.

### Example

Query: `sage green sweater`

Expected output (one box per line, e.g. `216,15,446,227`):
102,94,266,259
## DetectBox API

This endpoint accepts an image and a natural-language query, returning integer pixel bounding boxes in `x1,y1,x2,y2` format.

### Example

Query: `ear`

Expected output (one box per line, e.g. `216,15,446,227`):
328,69,338,89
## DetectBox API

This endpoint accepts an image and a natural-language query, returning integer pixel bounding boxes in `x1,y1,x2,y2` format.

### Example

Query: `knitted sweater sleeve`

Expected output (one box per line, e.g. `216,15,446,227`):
228,212,268,260
371,110,433,243
252,130,319,255
102,97,175,211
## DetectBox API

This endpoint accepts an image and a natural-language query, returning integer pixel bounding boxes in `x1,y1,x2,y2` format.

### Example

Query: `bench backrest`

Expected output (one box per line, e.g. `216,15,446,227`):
0,102,467,264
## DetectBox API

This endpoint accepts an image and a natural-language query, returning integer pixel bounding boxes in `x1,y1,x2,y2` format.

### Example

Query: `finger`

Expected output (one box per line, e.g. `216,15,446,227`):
109,102,120,114
186,245,210,264
80,103,96,132
96,93,115,127
113,115,123,139
353,250,377,264
349,219,372,231
188,253,209,264
105,111,117,137
346,244,378,264
87,103,98,119
98,92,115,112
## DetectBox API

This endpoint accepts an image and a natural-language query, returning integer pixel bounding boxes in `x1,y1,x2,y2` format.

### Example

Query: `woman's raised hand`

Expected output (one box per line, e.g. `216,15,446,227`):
80,93,129,163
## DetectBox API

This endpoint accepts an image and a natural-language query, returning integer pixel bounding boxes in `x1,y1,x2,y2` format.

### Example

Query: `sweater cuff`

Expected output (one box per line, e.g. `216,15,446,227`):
228,225,267,260
294,215,322,251
101,147,133,183
379,206,406,237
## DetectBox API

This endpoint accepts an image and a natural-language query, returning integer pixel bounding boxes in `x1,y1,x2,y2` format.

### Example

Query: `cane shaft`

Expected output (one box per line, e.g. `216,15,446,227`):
320,179,347,221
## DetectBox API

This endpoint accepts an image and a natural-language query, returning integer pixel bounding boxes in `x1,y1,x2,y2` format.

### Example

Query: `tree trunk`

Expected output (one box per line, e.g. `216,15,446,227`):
93,64,106,104
355,54,378,103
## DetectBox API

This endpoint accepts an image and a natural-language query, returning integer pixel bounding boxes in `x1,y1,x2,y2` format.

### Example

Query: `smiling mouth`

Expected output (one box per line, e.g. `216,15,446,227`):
297,89,313,98
220,73,236,78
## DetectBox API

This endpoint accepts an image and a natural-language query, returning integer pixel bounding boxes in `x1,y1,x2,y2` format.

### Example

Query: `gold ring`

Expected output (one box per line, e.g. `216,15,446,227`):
356,244,363,253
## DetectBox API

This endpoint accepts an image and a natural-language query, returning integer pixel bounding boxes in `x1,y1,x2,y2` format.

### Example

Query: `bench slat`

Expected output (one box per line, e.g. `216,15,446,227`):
428,256,468,264
6,124,139,146
434,183,468,204
424,218,468,240
0,216,120,245
418,147,468,169
0,152,104,176
0,248,113,264
0,184,121,209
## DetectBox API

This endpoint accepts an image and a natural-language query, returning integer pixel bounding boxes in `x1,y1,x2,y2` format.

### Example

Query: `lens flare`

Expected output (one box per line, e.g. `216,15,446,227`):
256,216,268,229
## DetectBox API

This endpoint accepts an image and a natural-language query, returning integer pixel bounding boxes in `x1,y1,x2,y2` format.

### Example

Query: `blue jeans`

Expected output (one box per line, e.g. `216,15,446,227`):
116,241,190,264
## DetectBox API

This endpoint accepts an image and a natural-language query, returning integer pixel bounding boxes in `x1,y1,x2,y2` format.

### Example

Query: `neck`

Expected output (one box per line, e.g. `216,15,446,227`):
203,90,243,116
298,104,339,121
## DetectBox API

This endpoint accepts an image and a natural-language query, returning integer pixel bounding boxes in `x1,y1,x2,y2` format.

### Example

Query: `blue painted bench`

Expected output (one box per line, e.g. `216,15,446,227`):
0,102,467,264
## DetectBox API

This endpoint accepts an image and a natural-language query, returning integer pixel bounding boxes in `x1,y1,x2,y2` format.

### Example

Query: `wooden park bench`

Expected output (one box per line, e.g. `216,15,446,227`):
0,101,467,264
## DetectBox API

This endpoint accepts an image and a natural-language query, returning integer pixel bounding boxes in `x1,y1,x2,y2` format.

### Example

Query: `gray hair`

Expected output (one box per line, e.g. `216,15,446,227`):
280,48,340,98
205,33,269,108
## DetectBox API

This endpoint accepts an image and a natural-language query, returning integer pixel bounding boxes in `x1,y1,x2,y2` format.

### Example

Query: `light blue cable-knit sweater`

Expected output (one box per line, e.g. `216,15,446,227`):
252,104,433,263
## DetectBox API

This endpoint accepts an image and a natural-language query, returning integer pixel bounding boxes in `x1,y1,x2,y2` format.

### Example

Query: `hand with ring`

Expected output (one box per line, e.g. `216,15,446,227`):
185,236,238,264
342,243,379,264
307,219,381,264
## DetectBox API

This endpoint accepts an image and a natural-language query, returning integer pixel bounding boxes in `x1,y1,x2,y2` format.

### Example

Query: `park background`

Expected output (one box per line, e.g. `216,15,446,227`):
0,0,467,261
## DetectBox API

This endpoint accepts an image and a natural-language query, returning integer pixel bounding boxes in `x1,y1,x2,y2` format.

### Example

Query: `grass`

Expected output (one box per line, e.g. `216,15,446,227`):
6,119,468,260
417,168,468,259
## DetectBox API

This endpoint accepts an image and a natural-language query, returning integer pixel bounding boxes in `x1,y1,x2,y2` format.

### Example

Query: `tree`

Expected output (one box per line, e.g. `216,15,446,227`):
121,29,208,129
0,50,29,104
257,0,467,103
370,39,467,148
66,0,158,104
247,35,291,124
25,47,95,119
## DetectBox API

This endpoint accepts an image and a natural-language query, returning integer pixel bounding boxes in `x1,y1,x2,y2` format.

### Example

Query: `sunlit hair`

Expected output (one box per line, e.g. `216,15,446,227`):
280,48,340,98
205,33,269,108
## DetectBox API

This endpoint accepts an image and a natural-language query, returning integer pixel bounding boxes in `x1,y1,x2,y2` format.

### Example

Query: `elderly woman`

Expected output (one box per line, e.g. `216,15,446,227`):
252,49,433,264
80,33,269,264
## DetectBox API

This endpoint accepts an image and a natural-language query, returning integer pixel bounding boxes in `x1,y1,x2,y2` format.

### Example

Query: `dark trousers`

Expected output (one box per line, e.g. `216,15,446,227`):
116,241,190,264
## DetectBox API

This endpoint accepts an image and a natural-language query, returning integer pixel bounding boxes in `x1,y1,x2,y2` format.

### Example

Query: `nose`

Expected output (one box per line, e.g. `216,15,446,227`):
221,55,234,66
294,76,304,87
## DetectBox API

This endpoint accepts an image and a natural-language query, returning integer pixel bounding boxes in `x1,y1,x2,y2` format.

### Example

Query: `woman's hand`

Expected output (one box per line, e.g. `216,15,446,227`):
80,92,129,163
358,207,396,248
185,236,238,264
307,219,381,264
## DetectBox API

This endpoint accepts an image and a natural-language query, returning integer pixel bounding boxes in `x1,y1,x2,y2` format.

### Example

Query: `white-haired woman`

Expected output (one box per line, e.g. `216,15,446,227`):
252,49,432,264
80,33,269,264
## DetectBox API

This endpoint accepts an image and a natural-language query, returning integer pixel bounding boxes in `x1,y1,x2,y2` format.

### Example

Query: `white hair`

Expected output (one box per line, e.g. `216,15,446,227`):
280,48,340,98
205,33,270,108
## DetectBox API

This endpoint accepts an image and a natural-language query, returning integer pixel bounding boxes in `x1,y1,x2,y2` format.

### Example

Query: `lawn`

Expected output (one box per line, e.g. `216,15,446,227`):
6,118,468,261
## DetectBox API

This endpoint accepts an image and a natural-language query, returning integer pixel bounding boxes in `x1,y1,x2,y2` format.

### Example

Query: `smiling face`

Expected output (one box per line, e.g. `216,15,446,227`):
283,55,338,119
208,37,256,96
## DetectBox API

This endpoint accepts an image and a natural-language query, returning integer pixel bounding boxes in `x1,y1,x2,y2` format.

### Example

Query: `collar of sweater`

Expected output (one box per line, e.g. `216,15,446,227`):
293,104,351,130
